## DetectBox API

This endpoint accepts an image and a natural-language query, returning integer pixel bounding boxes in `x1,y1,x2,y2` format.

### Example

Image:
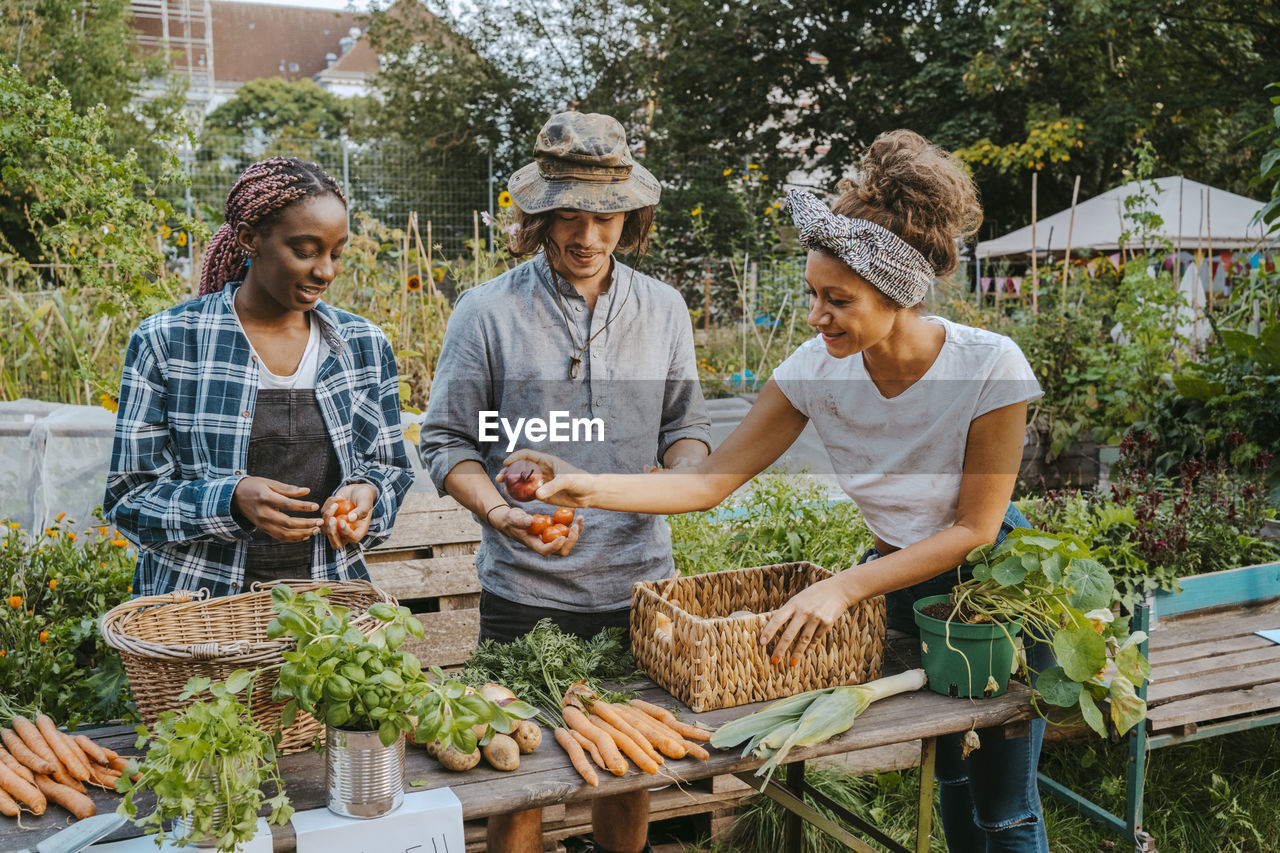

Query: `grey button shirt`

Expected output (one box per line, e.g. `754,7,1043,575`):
420,254,712,612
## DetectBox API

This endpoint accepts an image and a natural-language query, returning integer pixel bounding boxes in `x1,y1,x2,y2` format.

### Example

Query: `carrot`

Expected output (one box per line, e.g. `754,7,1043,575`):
0,786,18,817
681,739,710,760
34,774,95,819
590,718,660,775
36,717,90,782
553,727,598,787
11,716,59,771
1,727,55,775
0,757,46,814
107,756,131,772
614,705,689,760
569,729,607,770
589,702,664,765
0,746,35,784
562,706,627,776
99,745,120,763
51,767,86,793
88,764,122,790
73,734,110,766
628,698,680,724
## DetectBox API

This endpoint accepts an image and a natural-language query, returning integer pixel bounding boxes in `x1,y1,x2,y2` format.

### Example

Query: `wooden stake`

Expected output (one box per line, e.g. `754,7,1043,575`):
1030,172,1039,315
1061,175,1081,312
473,211,481,290
1206,189,1214,313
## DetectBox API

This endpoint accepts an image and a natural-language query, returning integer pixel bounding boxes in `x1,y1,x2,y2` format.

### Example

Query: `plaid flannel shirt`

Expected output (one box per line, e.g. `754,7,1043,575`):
104,283,413,598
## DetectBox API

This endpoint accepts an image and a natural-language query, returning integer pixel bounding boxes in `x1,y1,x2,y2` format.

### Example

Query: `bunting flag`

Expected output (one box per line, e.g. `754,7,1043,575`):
1006,277,1023,295
1108,252,1122,268
980,277,995,293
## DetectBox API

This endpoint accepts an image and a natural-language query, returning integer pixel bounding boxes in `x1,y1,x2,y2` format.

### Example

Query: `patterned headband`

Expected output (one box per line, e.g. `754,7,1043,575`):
785,189,935,307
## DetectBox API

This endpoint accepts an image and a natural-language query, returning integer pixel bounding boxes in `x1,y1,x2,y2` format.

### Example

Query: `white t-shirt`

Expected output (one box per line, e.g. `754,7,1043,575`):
242,315,326,390
771,315,1042,549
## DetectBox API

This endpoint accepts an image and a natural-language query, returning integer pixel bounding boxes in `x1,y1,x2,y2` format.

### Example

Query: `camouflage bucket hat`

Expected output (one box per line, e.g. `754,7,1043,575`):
508,112,661,214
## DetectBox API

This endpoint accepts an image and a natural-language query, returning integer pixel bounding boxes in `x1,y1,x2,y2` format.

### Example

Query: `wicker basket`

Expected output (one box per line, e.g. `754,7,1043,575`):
631,562,886,712
99,580,394,753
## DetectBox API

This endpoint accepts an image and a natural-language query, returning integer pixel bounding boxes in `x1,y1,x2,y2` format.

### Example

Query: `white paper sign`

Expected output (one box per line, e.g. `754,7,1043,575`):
292,789,465,853
90,817,274,852
1254,629,1280,645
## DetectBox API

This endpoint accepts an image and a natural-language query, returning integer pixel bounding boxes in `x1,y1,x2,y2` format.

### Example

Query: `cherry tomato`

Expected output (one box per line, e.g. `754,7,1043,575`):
552,507,575,526
330,498,356,518
541,523,569,544
528,515,552,536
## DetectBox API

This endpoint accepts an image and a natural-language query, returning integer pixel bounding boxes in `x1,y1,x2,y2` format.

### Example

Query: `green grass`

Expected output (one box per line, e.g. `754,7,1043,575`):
683,727,1280,853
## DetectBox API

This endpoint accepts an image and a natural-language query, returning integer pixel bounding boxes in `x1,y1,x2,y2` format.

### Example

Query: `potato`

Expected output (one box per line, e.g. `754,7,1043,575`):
512,719,542,755
481,734,520,771
437,744,480,772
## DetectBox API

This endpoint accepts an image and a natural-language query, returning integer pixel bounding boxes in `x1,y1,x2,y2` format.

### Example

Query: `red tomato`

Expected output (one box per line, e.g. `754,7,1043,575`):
552,507,575,526
541,523,569,544
330,498,356,518
528,515,552,536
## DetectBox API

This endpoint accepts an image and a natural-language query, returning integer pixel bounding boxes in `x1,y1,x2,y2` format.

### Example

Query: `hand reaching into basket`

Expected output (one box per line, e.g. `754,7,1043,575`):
760,574,863,666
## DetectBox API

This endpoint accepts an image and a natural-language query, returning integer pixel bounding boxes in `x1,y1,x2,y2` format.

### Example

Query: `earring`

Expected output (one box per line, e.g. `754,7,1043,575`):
242,249,252,268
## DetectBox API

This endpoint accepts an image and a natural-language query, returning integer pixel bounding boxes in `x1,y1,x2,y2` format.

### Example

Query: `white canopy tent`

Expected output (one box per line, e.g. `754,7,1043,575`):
977,176,1271,260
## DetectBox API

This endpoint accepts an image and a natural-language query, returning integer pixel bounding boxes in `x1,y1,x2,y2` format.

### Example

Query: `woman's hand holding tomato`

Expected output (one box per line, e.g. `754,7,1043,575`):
759,574,863,666
487,503,583,557
321,483,378,549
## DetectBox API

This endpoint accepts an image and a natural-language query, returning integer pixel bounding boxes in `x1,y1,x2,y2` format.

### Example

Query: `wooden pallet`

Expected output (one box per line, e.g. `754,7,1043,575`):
366,492,483,667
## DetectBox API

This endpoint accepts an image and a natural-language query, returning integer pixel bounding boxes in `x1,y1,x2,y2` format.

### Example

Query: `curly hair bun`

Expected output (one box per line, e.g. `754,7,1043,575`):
832,130,981,278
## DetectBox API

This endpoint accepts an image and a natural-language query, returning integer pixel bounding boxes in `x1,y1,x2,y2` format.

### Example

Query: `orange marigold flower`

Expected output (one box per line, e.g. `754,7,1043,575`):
48,579,57,591
7,595,20,608
66,532,76,542
39,631,49,643
406,275,422,292
0,650,5,657
55,512,66,522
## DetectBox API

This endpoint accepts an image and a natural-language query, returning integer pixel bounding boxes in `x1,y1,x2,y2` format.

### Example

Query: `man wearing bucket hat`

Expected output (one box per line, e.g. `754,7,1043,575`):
420,111,710,853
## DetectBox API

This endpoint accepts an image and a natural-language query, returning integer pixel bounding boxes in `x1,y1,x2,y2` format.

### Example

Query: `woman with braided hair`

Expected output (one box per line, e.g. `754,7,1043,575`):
505,130,1052,852
105,156,413,597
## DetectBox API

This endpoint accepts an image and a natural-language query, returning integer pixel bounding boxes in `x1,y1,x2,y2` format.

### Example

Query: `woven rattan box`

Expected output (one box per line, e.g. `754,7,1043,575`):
631,562,886,712
99,580,393,753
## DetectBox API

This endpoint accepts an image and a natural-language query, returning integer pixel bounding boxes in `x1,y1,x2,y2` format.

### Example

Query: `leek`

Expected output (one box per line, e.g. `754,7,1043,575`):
711,669,927,779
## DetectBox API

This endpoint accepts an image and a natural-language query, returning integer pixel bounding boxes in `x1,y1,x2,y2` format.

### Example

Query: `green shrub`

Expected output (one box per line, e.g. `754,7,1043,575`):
0,515,136,724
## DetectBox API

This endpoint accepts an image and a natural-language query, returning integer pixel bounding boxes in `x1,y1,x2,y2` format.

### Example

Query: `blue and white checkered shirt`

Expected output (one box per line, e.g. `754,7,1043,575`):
104,283,414,598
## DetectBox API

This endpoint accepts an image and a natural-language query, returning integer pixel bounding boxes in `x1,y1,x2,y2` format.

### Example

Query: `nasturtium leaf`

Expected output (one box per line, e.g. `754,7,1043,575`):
1016,534,1063,551
1053,625,1107,682
991,558,1028,586
1035,666,1083,708
1078,691,1106,737
1115,642,1151,687
1109,676,1146,736
1040,552,1065,584
971,563,992,582
1064,559,1114,611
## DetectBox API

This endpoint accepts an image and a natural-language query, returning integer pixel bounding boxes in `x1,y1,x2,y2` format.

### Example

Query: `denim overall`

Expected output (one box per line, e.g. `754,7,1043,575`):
867,503,1051,853
242,389,343,586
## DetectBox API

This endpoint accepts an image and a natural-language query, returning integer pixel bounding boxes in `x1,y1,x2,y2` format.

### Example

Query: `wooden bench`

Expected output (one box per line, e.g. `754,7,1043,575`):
1038,560,1280,852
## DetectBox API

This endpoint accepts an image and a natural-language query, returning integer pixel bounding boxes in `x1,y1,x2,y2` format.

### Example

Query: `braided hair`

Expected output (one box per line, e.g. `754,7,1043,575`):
198,157,348,296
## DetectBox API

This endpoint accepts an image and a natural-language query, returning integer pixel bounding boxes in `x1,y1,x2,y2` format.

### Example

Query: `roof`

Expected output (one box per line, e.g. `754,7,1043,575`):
131,0,379,86
978,176,1271,259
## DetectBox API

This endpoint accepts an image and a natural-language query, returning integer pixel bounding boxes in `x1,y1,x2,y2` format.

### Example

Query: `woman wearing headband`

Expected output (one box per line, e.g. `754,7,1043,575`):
105,156,413,598
507,130,1051,852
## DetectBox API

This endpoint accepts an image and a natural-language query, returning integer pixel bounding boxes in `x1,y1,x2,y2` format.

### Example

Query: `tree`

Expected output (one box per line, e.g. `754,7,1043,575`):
203,77,354,141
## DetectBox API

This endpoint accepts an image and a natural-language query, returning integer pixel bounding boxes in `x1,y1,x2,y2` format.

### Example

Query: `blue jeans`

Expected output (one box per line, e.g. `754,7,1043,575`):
873,503,1051,853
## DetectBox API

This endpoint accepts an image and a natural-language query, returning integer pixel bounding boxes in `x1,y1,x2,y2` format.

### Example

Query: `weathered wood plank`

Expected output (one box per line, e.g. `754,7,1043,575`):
1145,682,1280,732
1148,633,1275,667
1148,603,1280,651
1146,660,1280,706
1147,644,1280,682
367,553,481,600
439,593,481,612
1153,562,1280,620
372,507,482,552
400,609,481,667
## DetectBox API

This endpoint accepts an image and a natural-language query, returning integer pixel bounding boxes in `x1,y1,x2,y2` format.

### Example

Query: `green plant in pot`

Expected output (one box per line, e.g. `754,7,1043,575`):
267,585,532,816
117,672,292,851
917,527,1150,737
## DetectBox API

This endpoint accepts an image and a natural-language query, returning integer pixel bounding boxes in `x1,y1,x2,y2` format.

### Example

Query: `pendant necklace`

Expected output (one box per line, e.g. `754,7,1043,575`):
549,259,635,380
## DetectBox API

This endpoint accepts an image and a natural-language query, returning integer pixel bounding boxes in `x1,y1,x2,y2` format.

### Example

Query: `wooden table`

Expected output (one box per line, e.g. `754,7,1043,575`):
3,661,1034,853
